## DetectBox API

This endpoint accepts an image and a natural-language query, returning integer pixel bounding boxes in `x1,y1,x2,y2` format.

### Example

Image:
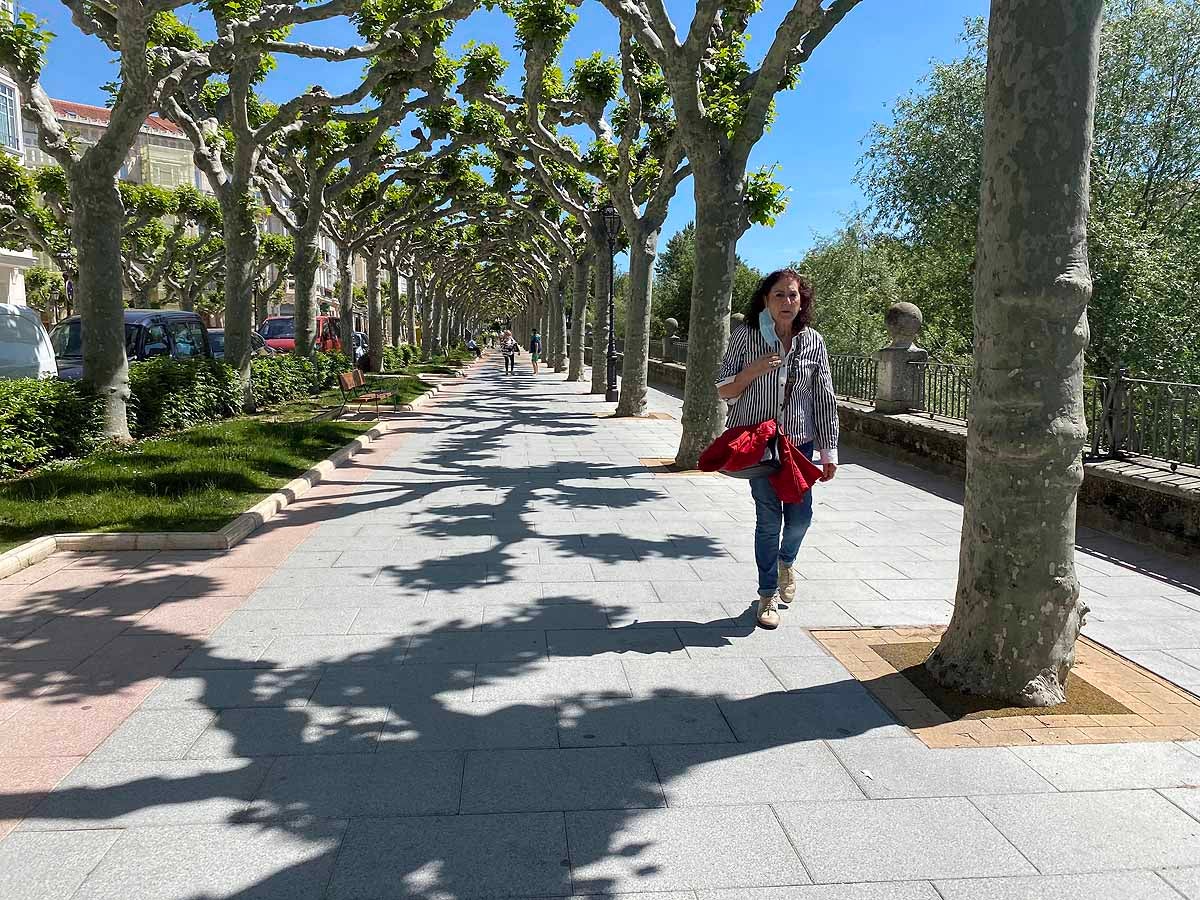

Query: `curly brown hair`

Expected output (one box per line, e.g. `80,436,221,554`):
744,268,814,331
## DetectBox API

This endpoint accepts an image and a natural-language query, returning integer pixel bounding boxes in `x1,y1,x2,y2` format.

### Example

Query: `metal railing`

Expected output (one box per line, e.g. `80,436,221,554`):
1087,370,1200,466
830,355,878,402
663,339,689,364
829,353,1200,469
910,361,973,421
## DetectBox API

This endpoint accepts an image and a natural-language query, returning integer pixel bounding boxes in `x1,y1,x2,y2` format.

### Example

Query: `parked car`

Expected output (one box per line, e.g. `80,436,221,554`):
258,315,343,353
207,329,273,360
0,303,57,379
49,309,213,380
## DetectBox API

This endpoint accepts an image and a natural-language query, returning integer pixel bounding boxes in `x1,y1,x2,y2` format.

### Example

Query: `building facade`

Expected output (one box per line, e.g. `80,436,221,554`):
0,20,36,305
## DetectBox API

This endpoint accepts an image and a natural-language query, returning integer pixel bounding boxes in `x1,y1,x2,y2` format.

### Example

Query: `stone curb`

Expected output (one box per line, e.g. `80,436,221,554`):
0,365,478,581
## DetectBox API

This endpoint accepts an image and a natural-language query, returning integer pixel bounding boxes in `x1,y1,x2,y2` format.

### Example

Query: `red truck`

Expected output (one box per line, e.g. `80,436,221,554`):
258,315,343,353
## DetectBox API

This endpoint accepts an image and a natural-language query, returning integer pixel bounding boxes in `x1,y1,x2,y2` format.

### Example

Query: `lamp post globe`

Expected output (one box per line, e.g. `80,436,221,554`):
601,203,620,404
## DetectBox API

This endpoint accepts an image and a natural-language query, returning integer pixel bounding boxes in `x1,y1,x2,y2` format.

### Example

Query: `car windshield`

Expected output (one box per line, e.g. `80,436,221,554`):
208,332,225,354
50,321,140,358
260,318,294,339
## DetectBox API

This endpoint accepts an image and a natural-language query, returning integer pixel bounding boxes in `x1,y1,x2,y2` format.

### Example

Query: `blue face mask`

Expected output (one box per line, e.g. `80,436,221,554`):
759,309,781,351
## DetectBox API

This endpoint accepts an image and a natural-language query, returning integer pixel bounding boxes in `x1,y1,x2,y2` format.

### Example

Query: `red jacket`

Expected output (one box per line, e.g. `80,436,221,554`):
697,420,823,503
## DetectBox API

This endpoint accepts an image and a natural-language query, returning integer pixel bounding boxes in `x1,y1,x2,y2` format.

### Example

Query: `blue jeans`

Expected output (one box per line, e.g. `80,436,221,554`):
749,442,814,597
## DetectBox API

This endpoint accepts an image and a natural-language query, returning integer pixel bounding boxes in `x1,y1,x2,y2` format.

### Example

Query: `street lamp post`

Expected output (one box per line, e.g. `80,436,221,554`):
602,203,621,404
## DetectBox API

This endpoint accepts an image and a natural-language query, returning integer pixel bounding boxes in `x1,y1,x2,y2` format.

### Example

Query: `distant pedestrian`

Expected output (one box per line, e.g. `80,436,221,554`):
467,337,481,359
499,330,518,374
529,329,543,374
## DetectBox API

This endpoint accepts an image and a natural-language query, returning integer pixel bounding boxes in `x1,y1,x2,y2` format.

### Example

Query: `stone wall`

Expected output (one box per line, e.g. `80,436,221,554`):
583,347,687,391
837,400,1200,555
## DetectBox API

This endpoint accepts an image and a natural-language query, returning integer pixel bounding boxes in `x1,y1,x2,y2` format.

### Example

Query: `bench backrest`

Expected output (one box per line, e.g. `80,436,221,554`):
337,371,355,391
351,368,367,388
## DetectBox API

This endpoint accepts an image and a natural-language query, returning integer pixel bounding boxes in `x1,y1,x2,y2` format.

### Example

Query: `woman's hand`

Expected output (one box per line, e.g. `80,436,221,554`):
750,352,782,378
820,463,837,482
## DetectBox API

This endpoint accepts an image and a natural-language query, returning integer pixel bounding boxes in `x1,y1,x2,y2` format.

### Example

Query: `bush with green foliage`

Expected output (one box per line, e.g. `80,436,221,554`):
1,351,355,478
127,357,240,438
381,344,421,373
0,378,104,478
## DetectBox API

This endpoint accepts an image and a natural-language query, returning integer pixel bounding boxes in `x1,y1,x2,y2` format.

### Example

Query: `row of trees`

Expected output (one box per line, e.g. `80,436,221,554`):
2,0,869,465
1,0,1135,707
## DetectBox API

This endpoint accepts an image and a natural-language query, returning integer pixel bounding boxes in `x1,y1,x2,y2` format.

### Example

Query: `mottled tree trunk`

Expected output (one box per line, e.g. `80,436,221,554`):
926,0,1102,707
554,269,568,373
616,224,660,417
567,258,589,381
71,168,131,440
337,250,355,361
366,249,384,372
676,174,743,467
389,265,402,348
590,248,612,394
222,190,259,410
421,281,435,356
292,226,321,357
407,276,418,349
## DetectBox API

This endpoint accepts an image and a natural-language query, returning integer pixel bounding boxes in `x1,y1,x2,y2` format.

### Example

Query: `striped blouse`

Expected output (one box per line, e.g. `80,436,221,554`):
716,323,840,465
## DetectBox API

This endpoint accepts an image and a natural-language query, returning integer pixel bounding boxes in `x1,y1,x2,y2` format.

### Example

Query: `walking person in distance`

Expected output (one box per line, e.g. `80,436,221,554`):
529,329,543,374
499,330,518,375
715,269,839,629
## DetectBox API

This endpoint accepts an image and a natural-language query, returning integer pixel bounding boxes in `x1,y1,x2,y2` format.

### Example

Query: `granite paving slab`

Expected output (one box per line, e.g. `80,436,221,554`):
971,789,1200,874
71,820,346,900
775,798,1035,882
567,806,810,894
327,812,571,899
0,829,122,900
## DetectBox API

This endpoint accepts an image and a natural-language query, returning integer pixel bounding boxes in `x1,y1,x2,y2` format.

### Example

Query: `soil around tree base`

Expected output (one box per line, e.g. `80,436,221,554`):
871,640,1130,719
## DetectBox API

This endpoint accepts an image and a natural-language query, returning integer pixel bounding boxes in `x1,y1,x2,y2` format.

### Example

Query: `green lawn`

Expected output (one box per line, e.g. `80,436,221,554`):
0,407,372,554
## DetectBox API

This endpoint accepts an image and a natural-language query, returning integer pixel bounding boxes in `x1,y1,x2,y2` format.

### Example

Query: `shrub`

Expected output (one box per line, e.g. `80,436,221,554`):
127,358,241,438
0,378,104,477
311,350,350,390
250,351,349,405
250,354,316,406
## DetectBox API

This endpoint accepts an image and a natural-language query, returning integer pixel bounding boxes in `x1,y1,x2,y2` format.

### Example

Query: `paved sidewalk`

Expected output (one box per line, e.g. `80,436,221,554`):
1,355,1199,899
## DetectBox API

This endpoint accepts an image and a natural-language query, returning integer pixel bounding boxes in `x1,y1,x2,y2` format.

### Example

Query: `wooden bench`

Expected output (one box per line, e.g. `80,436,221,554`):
336,369,392,416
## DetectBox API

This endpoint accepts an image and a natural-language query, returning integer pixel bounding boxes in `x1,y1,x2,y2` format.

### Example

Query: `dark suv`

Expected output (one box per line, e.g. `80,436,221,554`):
50,309,213,380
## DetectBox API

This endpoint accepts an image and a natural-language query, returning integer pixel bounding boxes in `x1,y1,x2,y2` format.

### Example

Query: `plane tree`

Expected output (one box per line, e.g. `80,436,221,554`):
595,0,864,463
1,6,209,437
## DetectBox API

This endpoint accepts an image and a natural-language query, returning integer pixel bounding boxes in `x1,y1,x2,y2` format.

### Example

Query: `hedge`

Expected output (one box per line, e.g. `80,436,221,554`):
382,343,421,373
1,351,353,478
0,378,105,478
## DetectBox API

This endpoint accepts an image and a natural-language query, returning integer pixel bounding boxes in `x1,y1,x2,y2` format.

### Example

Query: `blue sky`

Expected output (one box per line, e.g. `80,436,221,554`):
29,0,988,271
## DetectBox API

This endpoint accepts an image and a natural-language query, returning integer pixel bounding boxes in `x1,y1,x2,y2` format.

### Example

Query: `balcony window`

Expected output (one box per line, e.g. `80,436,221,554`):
0,83,20,152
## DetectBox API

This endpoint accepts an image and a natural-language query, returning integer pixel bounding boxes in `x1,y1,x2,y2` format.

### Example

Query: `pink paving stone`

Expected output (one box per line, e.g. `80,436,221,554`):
133,596,242,637
63,550,159,571
137,550,223,575
29,681,164,715
170,567,271,598
8,616,128,661
0,755,85,839
0,706,133,757
211,542,296,569
18,566,124,596
2,556,78,586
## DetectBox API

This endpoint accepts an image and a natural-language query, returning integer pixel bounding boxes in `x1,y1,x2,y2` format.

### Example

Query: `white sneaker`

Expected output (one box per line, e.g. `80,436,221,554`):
778,563,796,605
756,593,780,630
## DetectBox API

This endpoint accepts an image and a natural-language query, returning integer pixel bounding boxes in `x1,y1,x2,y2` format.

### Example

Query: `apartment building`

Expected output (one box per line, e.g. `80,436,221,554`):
0,8,35,305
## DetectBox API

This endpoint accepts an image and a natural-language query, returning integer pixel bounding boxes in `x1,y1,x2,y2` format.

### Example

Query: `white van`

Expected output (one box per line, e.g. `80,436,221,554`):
0,303,57,380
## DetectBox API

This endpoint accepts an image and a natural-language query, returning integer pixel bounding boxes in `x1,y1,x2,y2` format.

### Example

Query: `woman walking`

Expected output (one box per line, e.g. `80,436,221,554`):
499,330,518,375
715,269,838,629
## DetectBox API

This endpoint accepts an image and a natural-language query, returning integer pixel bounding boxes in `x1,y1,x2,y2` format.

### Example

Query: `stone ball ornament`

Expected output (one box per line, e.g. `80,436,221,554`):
664,318,679,338
885,302,923,348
